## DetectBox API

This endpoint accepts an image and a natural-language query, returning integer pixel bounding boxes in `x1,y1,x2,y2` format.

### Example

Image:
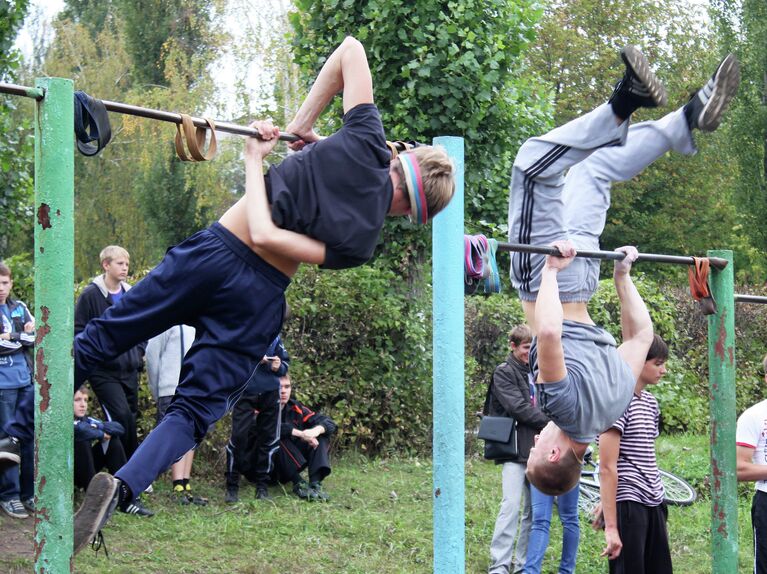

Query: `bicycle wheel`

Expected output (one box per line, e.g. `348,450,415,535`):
577,484,601,519
660,469,697,506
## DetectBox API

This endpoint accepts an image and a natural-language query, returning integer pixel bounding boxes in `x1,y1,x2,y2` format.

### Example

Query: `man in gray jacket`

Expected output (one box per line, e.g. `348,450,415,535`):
486,324,550,574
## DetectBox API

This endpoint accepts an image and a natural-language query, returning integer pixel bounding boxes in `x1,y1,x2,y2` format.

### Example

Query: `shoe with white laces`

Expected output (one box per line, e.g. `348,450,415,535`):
1,498,29,519
685,54,740,132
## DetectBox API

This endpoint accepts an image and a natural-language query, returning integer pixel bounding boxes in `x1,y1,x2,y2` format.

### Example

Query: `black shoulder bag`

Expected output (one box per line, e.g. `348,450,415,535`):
478,377,519,460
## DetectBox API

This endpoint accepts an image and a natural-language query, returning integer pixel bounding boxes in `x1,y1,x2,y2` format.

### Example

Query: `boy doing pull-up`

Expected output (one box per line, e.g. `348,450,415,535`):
508,47,739,504
0,36,455,554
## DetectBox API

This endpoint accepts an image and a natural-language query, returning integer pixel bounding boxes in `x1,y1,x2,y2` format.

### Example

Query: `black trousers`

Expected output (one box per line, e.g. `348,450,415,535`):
225,389,280,488
753,490,767,574
74,437,128,490
273,435,331,484
609,501,672,574
89,369,139,458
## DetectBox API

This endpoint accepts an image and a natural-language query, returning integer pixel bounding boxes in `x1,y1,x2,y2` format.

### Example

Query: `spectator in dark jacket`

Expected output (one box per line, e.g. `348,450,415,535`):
487,325,550,574
272,373,336,501
74,246,146,459
73,388,153,517
225,335,289,502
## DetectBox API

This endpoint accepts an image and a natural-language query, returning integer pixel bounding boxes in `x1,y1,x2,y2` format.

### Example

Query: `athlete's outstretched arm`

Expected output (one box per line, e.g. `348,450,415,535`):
614,246,653,379
286,36,373,148
535,240,576,384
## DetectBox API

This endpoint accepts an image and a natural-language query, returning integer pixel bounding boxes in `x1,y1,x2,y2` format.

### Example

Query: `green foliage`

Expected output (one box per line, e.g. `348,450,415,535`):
0,0,32,258
280,264,432,455
3,251,33,309
710,0,767,278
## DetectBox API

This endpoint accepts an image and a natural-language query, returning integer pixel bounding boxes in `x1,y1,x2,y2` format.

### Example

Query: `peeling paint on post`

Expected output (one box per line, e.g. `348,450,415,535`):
34,78,74,572
432,136,464,574
706,249,737,573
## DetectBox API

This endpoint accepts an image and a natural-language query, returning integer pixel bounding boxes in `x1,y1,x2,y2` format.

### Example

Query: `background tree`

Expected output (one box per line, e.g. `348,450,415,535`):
0,0,33,257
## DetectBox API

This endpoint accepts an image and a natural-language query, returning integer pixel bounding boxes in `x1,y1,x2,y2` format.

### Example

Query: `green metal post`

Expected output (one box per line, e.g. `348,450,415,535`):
34,77,74,571
706,249,737,573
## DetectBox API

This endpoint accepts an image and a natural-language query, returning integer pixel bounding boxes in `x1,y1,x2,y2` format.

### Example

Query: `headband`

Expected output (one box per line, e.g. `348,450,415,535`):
399,153,428,225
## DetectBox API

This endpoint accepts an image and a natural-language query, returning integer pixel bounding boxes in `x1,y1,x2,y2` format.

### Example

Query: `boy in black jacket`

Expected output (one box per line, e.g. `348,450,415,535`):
272,374,336,501
75,245,146,458
485,325,549,574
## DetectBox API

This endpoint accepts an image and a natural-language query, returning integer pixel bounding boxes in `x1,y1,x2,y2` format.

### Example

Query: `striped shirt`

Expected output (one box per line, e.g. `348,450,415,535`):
611,390,664,506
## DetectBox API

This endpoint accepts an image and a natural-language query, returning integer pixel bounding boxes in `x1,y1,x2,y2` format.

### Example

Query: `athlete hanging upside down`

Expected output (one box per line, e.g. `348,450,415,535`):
0,36,455,554
507,47,739,511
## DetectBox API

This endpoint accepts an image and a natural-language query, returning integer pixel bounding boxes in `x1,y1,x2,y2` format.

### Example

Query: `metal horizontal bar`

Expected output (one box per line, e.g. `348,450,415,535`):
496,242,729,270
100,99,300,142
0,81,45,100
734,294,767,304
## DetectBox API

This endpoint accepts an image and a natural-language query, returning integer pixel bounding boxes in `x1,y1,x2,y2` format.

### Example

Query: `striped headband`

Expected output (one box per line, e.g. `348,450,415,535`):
399,153,428,225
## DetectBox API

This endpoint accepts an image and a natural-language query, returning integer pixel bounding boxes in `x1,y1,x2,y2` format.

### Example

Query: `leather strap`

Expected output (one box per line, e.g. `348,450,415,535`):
174,114,217,162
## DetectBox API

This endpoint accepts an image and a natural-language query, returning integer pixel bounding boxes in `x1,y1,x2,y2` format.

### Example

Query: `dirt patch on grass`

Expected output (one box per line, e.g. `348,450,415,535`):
0,513,34,570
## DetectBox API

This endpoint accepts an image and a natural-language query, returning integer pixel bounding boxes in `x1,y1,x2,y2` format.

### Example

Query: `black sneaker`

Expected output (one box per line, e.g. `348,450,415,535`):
22,497,34,513
73,473,119,555
255,485,272,500
0,436,21,470
685,54,740,132
121,497,155,517
309,482,330,502
224,486,239,504
609,46,667,117
292,479,311,500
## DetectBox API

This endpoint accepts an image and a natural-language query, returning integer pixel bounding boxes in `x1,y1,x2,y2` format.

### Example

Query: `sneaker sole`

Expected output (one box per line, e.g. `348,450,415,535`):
73,473,119,555
698,54,740,132
621,45,667,107
0,451,21,466
1,505,29,519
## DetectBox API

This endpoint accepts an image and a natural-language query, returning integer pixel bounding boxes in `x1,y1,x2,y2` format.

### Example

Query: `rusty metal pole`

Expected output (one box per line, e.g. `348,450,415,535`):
34,77,74,571
706,249,737,573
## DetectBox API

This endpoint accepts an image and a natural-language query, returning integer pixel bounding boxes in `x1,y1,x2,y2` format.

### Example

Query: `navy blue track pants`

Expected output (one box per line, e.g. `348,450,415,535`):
7,223,289,498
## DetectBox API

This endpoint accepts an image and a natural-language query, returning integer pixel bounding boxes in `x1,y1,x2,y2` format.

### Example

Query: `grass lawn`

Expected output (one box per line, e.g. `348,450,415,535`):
0,433,755,573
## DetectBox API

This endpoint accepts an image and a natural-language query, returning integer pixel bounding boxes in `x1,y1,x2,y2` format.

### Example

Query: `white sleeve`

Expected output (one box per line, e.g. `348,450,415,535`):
736,408,758,448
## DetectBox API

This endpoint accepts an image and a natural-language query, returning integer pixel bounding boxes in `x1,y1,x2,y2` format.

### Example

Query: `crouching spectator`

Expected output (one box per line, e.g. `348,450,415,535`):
273,374,336,501
73,388,153,516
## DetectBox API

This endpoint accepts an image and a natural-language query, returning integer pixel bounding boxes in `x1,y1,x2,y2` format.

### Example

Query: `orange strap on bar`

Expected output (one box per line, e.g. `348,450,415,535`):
174,114,217,162
688,257,717,315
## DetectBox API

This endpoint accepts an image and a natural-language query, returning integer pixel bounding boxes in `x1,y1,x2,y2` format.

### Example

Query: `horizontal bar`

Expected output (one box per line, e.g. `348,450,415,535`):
0,81,45,100
100,99,300,142
496,242,729,270
734,294,767,304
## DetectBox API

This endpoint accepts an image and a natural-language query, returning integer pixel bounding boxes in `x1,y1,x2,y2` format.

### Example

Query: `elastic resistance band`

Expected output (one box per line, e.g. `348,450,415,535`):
400,153,428,225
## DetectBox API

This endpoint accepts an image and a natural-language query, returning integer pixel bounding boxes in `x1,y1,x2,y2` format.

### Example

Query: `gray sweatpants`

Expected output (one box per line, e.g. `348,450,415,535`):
489,462,532,574
508,105,695,302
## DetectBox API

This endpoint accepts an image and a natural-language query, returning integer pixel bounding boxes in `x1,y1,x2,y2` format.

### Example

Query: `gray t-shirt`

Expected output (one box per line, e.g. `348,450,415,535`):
530,320,635,443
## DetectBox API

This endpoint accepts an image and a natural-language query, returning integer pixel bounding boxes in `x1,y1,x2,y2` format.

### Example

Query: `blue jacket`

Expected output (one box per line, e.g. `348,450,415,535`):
244,336,289,395
74,416,125,442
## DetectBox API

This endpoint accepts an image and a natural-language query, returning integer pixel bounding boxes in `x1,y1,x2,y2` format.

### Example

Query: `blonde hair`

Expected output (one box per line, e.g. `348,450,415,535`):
394,146,455,220
526,448,582,496
99,245,130,265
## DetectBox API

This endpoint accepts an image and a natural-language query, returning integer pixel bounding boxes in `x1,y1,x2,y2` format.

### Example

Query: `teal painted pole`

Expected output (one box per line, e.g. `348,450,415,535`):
432,136,464,574
706,249,737,573
34,77,74,570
